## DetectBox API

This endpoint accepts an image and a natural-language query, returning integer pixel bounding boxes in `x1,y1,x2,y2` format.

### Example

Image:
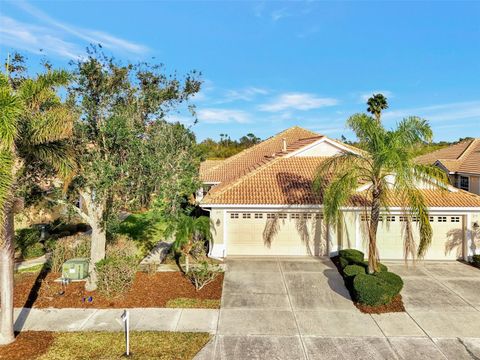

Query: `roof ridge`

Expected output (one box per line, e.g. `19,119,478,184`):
457,138,477,160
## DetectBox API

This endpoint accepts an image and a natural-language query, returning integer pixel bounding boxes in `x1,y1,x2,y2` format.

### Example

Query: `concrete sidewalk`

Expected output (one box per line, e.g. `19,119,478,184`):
13,307,219,333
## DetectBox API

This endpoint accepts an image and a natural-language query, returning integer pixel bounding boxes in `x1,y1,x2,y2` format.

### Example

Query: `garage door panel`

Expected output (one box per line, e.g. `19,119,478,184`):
361,215,463,260
226,213,326,256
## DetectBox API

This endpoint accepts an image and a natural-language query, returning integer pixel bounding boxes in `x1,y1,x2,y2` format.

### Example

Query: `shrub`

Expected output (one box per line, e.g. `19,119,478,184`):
15,228,43,259
338,249,364,264
375,271,404,295
339,257,349,269
185,261,222,291
472,255,480,267
353,271,403,306
49,235,91,273
106,235,140,259
353,273,395,306
22,242,45,259
96,256,138,297
343,264,366,278
360,261,388,273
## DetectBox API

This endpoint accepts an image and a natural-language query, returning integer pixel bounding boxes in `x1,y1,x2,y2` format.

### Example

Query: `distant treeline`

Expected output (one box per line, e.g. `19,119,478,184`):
198,133,261,159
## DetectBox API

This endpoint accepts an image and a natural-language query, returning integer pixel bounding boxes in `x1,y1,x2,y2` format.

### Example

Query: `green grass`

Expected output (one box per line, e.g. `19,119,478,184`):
16,263,45,274
37,331,210,360
166,298,221,309
117,211,167,256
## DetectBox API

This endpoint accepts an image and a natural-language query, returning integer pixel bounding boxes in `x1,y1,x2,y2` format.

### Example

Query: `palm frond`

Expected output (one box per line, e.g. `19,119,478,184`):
21,106,73,146
0,86,21,149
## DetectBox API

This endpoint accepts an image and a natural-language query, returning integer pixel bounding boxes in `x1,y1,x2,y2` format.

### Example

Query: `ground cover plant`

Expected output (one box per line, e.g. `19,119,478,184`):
0,331,210,360
332,249,405,313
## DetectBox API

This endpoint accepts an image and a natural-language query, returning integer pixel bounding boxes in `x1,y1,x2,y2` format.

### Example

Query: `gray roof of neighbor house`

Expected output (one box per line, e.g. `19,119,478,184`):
416,139,480,175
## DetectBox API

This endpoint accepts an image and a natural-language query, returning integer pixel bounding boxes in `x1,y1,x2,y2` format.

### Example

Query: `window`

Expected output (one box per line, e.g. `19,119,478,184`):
242,213,251,219
254,213,263,219
459,176,469,191
267,213,276,219
278,213,287,219
230,213,239,219
438,216,447,222
399,216,407,222
360,214,370,222
386,216,396,222
450,216,460,223
429,216,434,222
412,216,419,222
303,213,312,219
291,213,300,219
315,213,323,220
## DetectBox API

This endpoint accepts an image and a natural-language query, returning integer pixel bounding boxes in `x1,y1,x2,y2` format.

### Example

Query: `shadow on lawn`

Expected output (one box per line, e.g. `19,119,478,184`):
14,262,50,333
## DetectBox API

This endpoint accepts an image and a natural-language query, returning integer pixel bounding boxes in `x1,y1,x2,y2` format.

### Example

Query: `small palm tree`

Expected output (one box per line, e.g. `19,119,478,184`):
0,68,74,345
166,213,212,272
366,93,388,122
314,100,448,273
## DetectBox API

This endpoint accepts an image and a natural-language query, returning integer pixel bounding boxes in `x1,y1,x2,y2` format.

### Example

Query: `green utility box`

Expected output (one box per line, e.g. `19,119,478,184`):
62,258,89,280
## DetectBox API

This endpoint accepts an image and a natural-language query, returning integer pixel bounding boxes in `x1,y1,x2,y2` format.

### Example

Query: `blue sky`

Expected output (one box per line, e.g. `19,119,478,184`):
1,1,479,142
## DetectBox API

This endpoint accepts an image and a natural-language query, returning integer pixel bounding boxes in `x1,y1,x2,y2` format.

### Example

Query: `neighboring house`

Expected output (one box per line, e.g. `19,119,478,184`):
416,139,480,195
199,127,480,261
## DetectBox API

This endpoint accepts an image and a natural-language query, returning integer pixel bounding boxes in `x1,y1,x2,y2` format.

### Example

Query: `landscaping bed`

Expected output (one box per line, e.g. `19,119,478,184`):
12,270,223,309
0,331,210,360
331,250,405,314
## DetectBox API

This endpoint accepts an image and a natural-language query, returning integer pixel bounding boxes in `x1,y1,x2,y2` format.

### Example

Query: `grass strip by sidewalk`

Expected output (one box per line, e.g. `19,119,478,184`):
166,297,221,309
1,331,210,360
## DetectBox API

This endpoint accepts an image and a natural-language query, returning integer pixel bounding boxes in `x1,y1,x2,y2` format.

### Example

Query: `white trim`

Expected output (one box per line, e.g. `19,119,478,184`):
223,209,228,257
203,181,221,185
465,213,472,261
285,137,360,158
202,204,480,213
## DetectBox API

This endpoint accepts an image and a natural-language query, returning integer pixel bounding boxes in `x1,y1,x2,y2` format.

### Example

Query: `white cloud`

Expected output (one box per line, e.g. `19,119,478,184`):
259,92,338,112
3,1,149,58
197,108,251,124
271,8,291,21
360,90,393,102
383,100,480,123
220,87,269,103
0,16,82,59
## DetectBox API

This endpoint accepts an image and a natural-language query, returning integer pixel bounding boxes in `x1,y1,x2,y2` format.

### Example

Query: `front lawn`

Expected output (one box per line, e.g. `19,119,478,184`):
12,269,223,308
0,331,210,360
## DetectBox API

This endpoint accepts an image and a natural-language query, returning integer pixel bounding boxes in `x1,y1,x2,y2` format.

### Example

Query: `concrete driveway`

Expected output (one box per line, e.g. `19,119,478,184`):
196,257,480,360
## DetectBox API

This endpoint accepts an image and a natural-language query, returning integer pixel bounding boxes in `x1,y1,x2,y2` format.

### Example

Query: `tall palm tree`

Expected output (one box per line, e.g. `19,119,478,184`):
366,93,388,122
0,69,74,345
314,109,448,273
166,213,212,272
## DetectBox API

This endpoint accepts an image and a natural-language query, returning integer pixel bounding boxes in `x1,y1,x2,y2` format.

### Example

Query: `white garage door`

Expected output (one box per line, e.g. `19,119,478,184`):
226,212,327,256
361,214,464,260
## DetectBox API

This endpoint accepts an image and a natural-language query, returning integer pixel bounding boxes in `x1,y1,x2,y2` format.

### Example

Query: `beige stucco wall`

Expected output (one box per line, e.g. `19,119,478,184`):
210,209,224,245
470,176,480,195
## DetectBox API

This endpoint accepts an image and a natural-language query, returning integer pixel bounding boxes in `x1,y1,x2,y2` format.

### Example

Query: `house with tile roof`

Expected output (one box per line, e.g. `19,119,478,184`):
199,127,480,261
416,139,480,195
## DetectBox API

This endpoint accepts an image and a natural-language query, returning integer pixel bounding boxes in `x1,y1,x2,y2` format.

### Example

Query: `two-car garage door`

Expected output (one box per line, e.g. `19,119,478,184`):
362,214,464,260
225,211,464,260
226,212,327,256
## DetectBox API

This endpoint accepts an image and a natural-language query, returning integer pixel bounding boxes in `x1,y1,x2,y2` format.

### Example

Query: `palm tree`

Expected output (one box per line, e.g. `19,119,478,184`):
314,102,448,273
0,68,74,345
166,213,212,272
366,93,388,122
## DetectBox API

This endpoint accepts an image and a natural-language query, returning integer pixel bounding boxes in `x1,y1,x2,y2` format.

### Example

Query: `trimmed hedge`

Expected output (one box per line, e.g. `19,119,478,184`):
472,255,480,267
352,271,403,306
343,264,366,278
338,249,364,264
339,257,349,269
360,260,388,273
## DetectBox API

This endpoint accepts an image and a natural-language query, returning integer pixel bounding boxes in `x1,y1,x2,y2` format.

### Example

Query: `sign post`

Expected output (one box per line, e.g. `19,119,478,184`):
121,310,130,356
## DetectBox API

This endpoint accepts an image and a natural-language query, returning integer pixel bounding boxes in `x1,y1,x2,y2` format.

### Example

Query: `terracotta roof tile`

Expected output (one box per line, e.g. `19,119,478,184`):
202,157,480,208
416,139,480,174
199,160,224,180
199,126,321,183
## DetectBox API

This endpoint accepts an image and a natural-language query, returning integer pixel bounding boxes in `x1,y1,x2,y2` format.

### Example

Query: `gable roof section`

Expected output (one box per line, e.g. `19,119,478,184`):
199,160,224,181
202,156,480,207
199,126,321,183
416,139,480,175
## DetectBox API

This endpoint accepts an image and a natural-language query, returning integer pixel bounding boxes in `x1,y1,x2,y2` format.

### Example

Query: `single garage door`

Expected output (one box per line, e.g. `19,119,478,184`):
226,212,327,256
360,214,464,260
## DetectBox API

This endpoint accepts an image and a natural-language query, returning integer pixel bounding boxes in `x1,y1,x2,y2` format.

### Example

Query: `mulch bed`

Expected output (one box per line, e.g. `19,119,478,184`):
330,255,406,314
0,331,54,360
12,270,223,308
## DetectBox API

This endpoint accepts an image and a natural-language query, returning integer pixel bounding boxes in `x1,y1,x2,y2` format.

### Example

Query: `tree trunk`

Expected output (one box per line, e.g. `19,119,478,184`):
81,190,106,292
368,187,381,273
0,204,15,345
185,254,189,273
